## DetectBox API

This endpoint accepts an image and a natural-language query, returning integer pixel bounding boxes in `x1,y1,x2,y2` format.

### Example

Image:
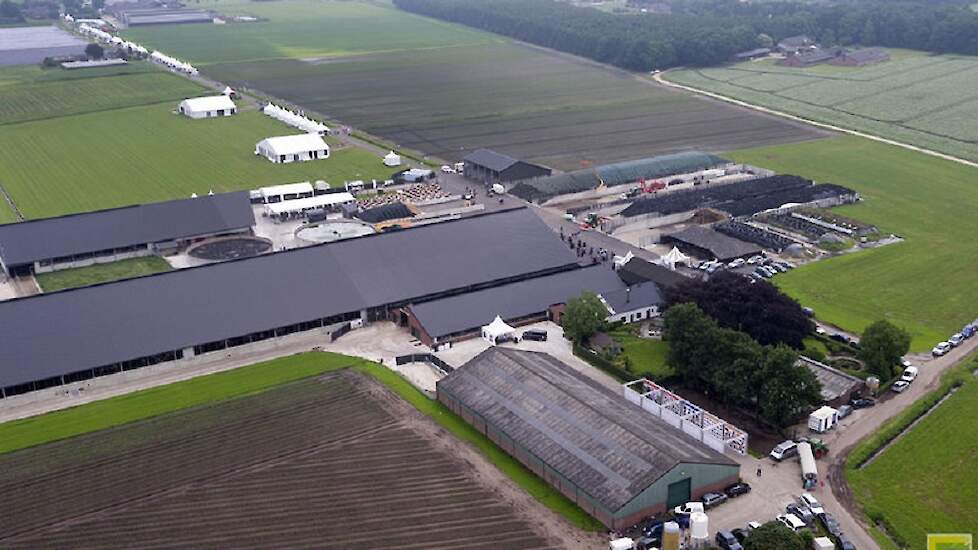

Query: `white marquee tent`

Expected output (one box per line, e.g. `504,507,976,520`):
257,182,314,203
178,95,236,119
263,192,355,216
659,246,691,270
482,315,516,345
383,151,402,167
255,134,330,163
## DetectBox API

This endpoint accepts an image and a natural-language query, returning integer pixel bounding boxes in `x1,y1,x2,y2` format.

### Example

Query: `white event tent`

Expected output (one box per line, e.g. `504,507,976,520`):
482,315,516,345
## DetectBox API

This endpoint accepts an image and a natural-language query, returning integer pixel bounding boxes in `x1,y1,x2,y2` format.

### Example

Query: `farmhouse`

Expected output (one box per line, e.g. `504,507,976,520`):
663,225,762,262
831,48,890,67
0,208,582,399
0,192,254,277
462,149,552,185
798,356,864,406
178,96,237,119
777,35,814,54
437,348,740,529
779,47,845,67
255,134,330,163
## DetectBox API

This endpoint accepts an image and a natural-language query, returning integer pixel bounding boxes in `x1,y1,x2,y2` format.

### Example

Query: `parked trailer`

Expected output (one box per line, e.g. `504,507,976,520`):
798,441,818,486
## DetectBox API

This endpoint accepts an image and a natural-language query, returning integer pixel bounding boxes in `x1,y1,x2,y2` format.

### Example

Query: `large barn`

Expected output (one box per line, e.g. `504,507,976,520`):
255,134,330,163
178,96,237,119
462,149,552,185
0,192,255,276
437,348,740,528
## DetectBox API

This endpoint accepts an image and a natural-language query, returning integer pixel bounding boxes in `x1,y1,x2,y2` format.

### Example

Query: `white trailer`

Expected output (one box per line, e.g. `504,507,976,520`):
808,405,838,433
798,441,818,484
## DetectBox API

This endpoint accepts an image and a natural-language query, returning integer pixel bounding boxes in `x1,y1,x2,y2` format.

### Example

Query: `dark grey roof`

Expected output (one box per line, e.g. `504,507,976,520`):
617,257,690,288
798,357,862,402
409,265,625,339
0,192,255,268
356,202,414,224
779,35,811,48
735,48,770,59
601,282,663,314
791,47,845,65
665,225,761,261
0,208,577,389
437,348,737,512
463,149,520,172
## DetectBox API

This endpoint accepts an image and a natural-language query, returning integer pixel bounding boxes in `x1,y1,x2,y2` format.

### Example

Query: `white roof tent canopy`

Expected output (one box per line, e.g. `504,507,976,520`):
384,151,401,167
180,95,236,113
258,182,314,200
263,193,355,215
659,246,691,270
482,315,516,345
257,134,329,157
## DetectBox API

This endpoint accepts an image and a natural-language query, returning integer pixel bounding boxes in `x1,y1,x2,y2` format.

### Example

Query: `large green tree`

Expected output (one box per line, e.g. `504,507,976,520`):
744,521,806,550
562,291,607,344
858,320,911,380
757,345,822,429
663,303,719,388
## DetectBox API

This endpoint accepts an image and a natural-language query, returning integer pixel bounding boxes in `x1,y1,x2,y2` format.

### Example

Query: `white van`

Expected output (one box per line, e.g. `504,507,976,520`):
769,440,798,461
777,513,806,532
673,502,704,515
901,366,919,382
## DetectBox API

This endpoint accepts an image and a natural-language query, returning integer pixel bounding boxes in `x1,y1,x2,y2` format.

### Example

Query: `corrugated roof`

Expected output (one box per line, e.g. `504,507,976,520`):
601,282,663,315
437,348,737,512
617,257,691,288
409,265,625,339
798,357,862,401
0,208,577,389
463,149,519,172
665,225,761,261
0,192,255,268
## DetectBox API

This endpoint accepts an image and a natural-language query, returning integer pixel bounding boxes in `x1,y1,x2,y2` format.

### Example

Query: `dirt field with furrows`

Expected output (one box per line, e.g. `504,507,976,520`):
207,42,825,170
0,370,574,549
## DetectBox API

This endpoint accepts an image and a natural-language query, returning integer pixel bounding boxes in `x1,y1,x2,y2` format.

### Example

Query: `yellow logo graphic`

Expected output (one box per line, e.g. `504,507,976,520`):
928,533,973,550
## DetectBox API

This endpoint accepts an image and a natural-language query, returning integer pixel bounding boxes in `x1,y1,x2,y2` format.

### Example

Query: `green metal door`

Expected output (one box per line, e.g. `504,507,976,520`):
666,478,691,509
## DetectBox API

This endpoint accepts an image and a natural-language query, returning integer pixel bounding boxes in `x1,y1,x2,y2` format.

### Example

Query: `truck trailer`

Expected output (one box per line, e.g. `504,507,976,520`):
798,441,818,488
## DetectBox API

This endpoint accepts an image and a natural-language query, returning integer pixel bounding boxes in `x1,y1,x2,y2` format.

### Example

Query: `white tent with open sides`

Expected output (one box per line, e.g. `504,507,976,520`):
482,315,516,345
659,246,691,270
383,151,401,167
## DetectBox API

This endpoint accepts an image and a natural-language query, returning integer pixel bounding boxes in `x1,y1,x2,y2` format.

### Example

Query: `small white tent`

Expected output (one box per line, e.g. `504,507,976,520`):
659,246,691,270
612,251,634,270
482,316,516,345
383,151,401,167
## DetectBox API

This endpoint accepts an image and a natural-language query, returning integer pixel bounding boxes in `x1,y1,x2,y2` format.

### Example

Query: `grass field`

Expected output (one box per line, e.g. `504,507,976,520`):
610,327,673,380
0,63,202,125
122,0,496,65
666,50,978,164
728,136,978,352
207,41,823,170
35,256,172,292
847,358,978,549
0,352,602,530
0,103,395,219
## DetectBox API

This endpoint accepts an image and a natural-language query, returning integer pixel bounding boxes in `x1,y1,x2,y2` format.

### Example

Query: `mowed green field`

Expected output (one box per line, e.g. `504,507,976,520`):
0,103,395,219
122,0,496,65
667,51,978,164
848,369,978,548
729,136,978,351
0,64,203,125
35,257,172,292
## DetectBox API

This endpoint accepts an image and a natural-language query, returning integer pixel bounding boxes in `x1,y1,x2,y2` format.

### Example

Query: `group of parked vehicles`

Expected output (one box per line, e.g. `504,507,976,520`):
774,493,857,550
891,363,919,393
694,254,794,279
931,319,978,356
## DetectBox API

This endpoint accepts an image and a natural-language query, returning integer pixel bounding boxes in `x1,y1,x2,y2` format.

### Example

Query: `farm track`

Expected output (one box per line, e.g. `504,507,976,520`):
0,371,560,549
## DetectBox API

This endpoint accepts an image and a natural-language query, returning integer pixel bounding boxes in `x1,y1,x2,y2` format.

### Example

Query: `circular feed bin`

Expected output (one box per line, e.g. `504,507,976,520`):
689,512,709,547
186,236,273,261
295,220,375,245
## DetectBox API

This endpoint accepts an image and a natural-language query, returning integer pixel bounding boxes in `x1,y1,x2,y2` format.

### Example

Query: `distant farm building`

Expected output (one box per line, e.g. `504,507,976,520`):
831,48,890,67
734,48,770,61
255,134,330,163
798,356,863,406
615,256,691,289
178,96,237,119
462,149,552,185
0,26,87,66
662,225,762,262
0,192,254,277
437,348,740,529
779,47,846,67
777,35,814,54
116,7,213,26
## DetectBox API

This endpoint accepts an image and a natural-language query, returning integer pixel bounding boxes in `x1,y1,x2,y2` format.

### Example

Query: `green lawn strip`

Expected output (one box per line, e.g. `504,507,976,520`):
728,136,978,352
0,352,603,531
35,256,172,292
0,103,397,219
609,328,673,380
846,355,978,548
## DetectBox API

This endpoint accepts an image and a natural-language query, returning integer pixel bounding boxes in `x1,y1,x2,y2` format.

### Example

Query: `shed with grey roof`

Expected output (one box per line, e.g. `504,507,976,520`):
663,225,761,262
437,348,739,528
798,356,863,405
462,149,551,185
0,192,255,276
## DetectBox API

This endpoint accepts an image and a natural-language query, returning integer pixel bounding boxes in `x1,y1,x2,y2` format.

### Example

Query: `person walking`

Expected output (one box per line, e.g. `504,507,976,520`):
756,466,762,477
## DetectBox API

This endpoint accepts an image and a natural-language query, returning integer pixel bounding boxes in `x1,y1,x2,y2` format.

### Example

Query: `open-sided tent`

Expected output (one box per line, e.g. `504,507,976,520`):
384,151,401,167
481,315,516,345
659,246,691,270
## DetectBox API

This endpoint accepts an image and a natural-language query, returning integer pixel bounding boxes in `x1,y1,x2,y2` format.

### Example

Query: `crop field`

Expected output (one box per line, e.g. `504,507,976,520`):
35,256,172,292
729,136,978,351
122,0,497,65
207,41,825,170
0,370,558,549
667,51,978,163
0,103,395,219
848,363,978,549
0,63,203,125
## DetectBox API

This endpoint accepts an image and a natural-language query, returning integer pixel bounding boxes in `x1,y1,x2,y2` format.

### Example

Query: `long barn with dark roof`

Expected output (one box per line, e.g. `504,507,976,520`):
437,348,740,528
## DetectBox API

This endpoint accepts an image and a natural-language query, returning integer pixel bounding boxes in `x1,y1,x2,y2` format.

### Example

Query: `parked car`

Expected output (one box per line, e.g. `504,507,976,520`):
702,492,728,509
672,502,704,516
799,493,825,516
770,440,798,461
776,513,806,532
932,342,952,356
962,325,975,338
715,530,744,550
521,329,547,342
724,482,751,498
802,307,814,317
901,366,918,382
440,165,455,173
891,380,910,393
901,358,914,368
786,503,815,525
746,521,762,531
836,537,857,550
837,404,853,419
747,255,763,265
820,513,843,539
850,397,875,409
728,258,746,269
949,333,965,347
730,527,749,543
829,333,850,344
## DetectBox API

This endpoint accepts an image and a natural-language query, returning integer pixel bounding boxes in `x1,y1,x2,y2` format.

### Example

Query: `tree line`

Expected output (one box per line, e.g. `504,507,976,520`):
394,0,978,70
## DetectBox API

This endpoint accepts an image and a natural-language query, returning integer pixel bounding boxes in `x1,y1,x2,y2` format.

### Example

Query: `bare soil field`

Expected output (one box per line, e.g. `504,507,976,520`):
0,370,568,549
207,42,826,170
